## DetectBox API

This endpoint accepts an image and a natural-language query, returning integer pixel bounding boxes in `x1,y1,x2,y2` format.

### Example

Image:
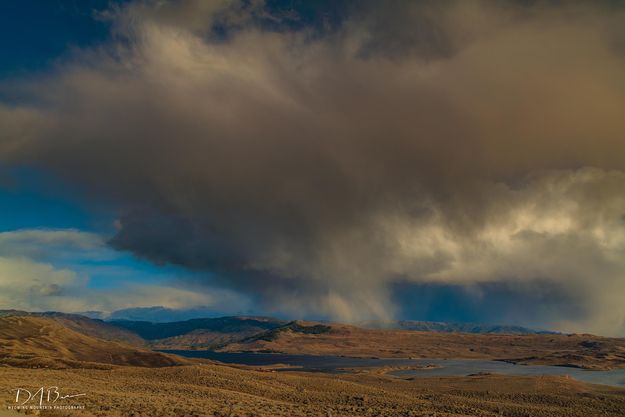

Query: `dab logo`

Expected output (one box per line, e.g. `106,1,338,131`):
8,386,86,410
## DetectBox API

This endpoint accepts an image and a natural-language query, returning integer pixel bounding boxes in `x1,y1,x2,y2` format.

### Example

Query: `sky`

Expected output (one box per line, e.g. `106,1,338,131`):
1,0,625,335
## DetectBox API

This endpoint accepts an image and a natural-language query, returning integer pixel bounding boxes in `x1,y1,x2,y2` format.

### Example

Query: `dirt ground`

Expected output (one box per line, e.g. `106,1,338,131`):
1,363,624,416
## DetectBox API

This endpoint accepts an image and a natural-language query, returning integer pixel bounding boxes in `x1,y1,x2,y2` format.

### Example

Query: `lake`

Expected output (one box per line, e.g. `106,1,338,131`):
163,350,625,388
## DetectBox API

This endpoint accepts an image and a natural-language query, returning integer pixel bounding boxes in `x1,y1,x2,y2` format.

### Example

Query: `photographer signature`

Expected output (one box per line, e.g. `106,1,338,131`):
11,387,86,406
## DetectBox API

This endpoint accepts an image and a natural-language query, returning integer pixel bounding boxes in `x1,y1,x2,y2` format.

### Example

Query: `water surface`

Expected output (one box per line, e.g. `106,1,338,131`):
163,350,625,388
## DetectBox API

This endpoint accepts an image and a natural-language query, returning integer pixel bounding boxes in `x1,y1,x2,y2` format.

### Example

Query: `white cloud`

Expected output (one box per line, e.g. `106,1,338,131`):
377,168,625,335
0,229,250,315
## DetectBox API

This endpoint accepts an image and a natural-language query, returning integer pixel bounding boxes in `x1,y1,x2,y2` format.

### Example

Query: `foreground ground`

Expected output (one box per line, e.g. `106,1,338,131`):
1,363,625,416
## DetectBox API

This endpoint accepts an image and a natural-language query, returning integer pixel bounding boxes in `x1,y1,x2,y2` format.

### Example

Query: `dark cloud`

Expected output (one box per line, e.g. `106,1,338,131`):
2,0,625,332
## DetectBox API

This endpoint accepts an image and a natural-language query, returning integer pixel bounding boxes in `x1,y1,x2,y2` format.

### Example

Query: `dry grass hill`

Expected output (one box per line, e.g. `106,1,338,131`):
1,361,625,416
42,312,145,346
0,315,188,369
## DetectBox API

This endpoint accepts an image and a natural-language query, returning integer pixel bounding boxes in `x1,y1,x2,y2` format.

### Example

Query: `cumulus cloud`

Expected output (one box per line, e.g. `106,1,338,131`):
0,229,250,315
1,0,625,332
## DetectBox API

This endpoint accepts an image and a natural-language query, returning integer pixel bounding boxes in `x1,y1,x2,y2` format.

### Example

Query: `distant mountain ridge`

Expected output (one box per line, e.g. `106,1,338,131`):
361,320,557,335
240,321,332,343
65,306,557,336
0,309,557,355
79,306,230,322
111,316,286,343
4,310,625,370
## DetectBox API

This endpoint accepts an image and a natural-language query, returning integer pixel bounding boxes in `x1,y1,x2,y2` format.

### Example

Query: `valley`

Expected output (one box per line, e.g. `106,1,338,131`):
2,310,625,415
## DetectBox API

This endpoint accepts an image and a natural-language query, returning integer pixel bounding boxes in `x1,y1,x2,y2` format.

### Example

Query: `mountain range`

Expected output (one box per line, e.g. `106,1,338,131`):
1,310,624,370
361,320,557,335
1,309,555,351
112,317,556,350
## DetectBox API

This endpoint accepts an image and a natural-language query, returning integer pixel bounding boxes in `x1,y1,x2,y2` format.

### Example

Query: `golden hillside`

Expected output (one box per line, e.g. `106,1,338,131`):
0,316,187,369
2,363,625,416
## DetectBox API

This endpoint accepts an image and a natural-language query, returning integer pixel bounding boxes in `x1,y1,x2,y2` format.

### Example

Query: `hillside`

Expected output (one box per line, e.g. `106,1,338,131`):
1,362,625,416
39,312,146,346
0,310,145,346
110,316,287,349
1,315,625,415
0,311,287,351
221,321,625,370
0,316,188,368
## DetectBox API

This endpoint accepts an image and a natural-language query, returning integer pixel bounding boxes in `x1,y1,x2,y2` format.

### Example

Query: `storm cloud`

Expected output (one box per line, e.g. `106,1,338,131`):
1,1,625,333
